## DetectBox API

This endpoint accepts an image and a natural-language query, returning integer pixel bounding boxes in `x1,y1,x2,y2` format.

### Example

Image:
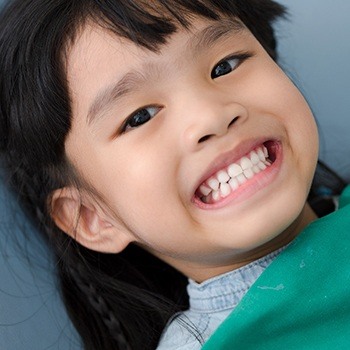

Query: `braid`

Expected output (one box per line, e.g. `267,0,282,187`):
67,263,131,350
54,242,188,350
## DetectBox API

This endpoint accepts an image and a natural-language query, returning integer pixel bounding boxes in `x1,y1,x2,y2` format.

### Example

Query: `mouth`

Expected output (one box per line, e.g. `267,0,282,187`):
194,140,280,206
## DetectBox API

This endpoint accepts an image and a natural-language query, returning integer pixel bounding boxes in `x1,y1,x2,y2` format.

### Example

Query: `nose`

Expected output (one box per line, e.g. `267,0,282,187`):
181,94,248,152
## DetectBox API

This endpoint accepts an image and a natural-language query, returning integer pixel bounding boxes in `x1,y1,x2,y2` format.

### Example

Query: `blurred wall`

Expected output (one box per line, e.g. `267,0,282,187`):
276,0,350,181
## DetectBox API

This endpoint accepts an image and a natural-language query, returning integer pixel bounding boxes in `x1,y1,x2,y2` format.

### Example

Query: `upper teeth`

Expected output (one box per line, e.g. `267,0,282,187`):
198,145,271,201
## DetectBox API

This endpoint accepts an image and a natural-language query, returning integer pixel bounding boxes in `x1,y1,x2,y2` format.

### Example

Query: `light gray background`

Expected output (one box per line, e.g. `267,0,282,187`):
0,1,349,349
277,0,350,181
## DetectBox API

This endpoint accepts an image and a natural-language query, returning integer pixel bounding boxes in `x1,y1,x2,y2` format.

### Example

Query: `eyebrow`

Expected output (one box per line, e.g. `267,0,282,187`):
87,18,245,128
87,70,146,127
190,18,245,54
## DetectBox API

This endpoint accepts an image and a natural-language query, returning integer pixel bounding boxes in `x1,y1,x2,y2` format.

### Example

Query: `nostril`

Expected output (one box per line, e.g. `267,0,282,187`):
198,134,212,143
198,117,240,143
228,116,239,127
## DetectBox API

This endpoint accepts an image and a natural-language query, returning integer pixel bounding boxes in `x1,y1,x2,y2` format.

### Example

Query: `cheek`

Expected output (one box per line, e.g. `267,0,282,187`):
248,59,318,154
67,121,186,247
238,57,319,193
95,141,182,234
254,64,310,120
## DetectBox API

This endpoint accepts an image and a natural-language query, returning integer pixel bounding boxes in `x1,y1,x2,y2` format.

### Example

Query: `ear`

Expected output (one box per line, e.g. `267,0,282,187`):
50,187,133,253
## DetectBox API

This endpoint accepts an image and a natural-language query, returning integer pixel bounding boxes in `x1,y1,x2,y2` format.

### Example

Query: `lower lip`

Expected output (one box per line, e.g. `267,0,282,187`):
192,142,283,210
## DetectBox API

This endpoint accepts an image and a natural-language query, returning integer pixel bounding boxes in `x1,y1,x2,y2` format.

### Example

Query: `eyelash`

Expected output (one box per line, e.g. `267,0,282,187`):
120,52,252,133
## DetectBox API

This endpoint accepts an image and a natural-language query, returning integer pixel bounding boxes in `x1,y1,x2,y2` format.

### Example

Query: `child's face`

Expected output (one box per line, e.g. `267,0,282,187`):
64,17,318,281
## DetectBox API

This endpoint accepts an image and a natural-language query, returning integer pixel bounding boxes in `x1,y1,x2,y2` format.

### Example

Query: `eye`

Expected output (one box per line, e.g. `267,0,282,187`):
122,106,161,133
211,53,252,79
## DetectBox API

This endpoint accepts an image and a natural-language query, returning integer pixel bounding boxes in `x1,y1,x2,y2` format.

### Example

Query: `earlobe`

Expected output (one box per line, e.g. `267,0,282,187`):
50,187,132,253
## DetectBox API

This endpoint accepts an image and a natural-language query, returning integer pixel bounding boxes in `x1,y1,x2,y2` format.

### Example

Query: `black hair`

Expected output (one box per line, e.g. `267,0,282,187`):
0,1,288,349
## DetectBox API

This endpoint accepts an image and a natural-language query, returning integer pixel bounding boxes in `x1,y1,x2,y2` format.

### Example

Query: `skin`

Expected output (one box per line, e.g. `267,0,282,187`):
52,17,319,283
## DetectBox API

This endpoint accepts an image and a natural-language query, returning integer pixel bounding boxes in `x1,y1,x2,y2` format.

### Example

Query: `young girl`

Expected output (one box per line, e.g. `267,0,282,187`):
0,0,348,349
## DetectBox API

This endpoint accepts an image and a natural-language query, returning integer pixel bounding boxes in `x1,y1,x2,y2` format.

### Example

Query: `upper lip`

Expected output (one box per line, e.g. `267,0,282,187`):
192,137,276,195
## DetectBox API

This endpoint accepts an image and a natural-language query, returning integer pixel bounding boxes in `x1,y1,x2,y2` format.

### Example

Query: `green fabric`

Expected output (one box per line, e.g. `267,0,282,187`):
203,186,350,350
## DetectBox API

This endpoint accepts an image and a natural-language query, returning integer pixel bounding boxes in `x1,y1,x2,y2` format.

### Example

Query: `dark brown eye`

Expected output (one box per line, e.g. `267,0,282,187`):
128,109,151,127
211,53,252,79
212,59,237,78
122,106,160,132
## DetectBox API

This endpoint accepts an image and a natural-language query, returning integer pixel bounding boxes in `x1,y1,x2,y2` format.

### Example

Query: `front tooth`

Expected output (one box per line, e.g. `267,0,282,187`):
217,170,230,183
228,163,243,177
212,190,220,201
243,168,254,179
229,178,239,190
240,157,253,170
220,183,231,197
257,148,266,161
199,185,211,196
208,178,220,191
237,173,247,185
249,151,260,165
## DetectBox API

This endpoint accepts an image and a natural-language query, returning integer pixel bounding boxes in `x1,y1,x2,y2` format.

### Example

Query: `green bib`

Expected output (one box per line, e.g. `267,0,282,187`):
203,186,350,349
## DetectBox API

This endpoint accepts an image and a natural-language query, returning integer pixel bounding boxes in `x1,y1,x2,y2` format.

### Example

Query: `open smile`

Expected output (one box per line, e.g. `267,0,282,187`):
193,140,281,207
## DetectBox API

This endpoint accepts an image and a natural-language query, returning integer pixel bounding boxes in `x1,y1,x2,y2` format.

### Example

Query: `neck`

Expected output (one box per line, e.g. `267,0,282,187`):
172,203,318,283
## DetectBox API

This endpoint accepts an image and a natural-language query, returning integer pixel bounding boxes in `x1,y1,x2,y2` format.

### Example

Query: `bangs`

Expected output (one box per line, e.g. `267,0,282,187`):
74,0,286,52
78,0,228,50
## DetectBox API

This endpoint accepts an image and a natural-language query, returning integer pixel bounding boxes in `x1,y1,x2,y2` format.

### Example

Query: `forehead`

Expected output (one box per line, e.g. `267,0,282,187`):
67,17,246,77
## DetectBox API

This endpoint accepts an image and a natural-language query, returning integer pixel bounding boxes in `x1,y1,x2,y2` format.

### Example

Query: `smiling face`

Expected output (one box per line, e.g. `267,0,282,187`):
61,17,319,281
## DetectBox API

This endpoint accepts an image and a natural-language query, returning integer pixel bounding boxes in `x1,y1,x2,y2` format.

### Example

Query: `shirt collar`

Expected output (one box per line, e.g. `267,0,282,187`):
187,247,285,313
